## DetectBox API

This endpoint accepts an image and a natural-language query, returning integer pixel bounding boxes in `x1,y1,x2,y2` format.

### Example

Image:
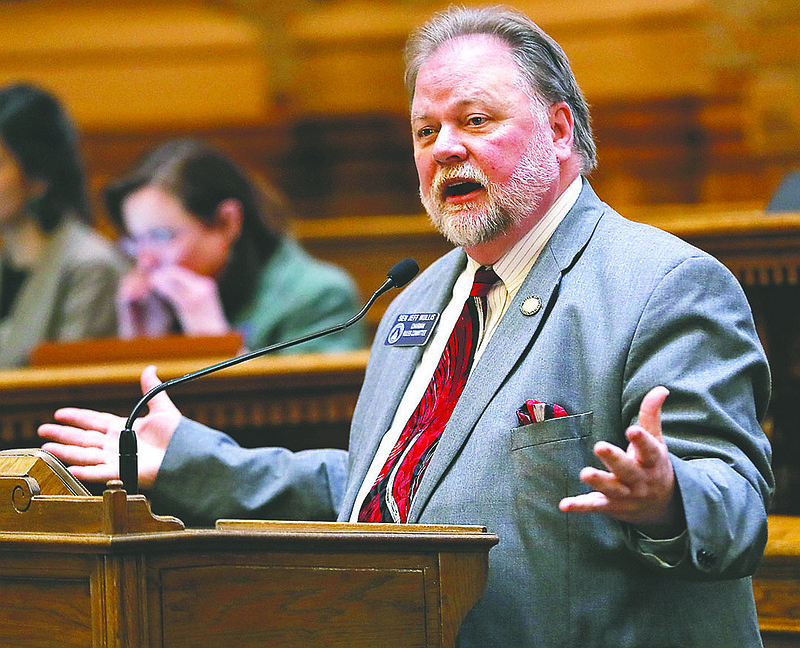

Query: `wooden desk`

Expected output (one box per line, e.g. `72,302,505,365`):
0,466,497,648
0,350,370,452
0,457,795,645
757,515,800,646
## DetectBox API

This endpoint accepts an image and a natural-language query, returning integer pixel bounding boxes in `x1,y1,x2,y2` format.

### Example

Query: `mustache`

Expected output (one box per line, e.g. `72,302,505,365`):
430,163,491,197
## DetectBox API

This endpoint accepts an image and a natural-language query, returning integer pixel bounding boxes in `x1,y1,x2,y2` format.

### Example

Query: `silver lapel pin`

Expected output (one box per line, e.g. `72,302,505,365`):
520,295,542,316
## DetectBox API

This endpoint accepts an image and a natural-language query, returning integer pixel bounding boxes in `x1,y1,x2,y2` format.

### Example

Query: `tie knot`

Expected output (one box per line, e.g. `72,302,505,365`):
470,266,500,298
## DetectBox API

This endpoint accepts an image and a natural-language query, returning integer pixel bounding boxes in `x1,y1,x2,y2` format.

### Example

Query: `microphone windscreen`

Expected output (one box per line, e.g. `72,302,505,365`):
387,258,419,288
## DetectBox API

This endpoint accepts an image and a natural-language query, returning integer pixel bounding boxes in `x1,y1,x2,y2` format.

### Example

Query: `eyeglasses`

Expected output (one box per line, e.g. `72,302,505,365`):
119,227,182,257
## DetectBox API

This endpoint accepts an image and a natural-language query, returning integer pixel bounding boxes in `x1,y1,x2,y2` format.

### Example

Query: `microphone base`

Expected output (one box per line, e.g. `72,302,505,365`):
119,427,139,496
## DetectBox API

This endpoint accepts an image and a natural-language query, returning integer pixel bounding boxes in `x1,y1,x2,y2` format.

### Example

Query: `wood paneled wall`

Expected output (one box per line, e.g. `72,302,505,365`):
0,1,272,129
1,0,798,215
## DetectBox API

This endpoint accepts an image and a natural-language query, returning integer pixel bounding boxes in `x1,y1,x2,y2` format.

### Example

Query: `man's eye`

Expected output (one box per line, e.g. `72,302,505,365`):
417,127,436,138
468,116,487,126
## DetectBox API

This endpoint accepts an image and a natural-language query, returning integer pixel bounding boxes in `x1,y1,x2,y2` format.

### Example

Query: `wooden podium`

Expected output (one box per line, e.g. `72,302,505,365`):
0,450,497,647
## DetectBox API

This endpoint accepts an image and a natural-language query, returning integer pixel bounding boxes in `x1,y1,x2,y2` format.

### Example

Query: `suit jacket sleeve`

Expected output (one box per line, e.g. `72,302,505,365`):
149,418,349,527
621,253,772,577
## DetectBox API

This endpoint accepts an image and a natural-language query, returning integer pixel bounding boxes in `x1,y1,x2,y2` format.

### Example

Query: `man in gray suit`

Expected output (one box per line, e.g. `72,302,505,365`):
40,6,773,647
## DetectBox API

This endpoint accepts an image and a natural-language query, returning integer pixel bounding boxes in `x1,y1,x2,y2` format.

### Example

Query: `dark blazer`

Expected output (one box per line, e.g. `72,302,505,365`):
154,181,772,647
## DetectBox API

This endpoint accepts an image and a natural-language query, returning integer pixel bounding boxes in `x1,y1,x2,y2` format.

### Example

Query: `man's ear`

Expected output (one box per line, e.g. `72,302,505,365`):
213,198,243,244
548,102,575,163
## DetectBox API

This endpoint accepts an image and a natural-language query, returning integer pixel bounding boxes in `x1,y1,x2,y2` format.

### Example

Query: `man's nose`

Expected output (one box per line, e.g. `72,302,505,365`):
432,126,467,164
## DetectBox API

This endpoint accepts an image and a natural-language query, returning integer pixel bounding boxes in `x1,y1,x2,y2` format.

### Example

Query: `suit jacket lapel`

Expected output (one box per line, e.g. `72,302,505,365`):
339,249,467,519
407,182,606,522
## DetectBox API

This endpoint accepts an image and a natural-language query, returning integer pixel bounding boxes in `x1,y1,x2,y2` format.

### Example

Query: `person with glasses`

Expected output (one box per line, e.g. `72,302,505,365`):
104,138,364,353
0,83,127,367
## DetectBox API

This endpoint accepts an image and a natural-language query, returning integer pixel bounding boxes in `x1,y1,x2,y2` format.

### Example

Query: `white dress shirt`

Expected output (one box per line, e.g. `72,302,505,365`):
349,178,583,521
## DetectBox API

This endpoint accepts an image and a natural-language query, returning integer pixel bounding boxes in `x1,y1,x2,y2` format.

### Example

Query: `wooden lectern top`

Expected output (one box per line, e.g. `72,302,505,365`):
0,448,497,647
0,448,91,496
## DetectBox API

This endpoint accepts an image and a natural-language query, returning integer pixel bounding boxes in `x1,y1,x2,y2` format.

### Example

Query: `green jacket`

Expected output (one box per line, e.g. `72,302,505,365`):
234,238,365,353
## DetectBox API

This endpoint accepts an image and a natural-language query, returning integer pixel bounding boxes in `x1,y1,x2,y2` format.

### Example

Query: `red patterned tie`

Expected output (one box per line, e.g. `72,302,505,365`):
358,266,500,523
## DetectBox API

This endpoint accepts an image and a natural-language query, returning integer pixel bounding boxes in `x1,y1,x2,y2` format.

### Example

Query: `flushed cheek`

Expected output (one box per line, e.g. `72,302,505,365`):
414,152,435,188
183,237,229,278
0,176,27,222
474,151,521,184
416,169,438,203
476,129,535,177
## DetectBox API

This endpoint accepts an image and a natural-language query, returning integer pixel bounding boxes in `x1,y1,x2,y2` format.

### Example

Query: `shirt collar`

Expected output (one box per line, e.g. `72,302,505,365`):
467,176,583,293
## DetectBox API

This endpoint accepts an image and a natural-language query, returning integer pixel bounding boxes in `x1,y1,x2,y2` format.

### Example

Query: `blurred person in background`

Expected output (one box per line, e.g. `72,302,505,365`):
0,82,127,367
105,138,364,353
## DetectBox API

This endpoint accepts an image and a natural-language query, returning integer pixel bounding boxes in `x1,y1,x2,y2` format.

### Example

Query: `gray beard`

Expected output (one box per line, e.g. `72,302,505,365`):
424,194,512,248
420,136,559,249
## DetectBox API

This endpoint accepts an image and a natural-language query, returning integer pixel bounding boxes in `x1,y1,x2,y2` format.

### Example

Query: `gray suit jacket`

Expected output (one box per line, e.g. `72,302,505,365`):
0,218,128,367
154,182,772,647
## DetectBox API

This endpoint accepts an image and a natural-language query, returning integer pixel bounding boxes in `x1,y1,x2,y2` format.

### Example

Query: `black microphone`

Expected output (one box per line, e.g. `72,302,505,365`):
118,257,419,494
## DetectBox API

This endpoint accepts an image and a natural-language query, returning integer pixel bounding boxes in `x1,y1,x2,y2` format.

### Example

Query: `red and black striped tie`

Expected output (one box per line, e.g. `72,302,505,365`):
358,266,500,523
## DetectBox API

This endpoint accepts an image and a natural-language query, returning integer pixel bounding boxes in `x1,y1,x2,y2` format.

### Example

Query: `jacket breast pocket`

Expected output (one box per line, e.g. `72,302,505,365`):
511,411,594,451
510,411,595,536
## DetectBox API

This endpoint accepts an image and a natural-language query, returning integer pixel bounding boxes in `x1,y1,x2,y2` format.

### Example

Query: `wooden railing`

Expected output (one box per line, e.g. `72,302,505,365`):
294,207,800,330
6,205,797,451
0,350,369,452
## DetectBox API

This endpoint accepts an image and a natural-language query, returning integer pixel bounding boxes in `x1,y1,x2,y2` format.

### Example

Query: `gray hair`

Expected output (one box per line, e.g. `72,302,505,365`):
404,5,597,174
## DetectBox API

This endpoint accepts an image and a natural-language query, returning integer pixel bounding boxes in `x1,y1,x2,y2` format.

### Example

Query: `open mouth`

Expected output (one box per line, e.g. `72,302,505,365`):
442,180,484,199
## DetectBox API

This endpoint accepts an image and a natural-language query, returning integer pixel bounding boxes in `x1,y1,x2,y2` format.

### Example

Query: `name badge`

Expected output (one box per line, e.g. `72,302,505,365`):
384,312,440,347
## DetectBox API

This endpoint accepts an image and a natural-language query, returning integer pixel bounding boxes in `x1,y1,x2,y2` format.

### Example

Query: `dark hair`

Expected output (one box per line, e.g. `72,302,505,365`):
104,138,286,319
0,83,90,231
404,5,597,174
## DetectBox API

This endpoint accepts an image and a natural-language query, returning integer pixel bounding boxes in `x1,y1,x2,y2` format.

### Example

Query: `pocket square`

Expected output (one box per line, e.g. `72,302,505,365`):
516,399,568,425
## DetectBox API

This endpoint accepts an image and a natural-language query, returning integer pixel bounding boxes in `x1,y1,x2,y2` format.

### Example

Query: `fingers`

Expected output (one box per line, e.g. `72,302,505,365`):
559,490,608,512
140,365,178,414
41,442,108,467
51,407,123,434
118,271,151,301
578,465,631,500
592,427,669,487
622,385,669,468
149,269,229,336
637,386,669,441
150,265,211,302
625,427,664,469
592,441,637,483
68,463,119,484
560,386,676,527
38,423,108,448
140,365,162,394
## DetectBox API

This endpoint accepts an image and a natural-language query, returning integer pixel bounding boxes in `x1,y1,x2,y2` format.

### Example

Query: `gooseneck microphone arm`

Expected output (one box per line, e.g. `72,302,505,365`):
118,257,419,495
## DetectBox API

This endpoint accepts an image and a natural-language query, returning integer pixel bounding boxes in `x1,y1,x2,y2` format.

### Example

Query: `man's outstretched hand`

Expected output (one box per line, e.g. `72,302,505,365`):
559,386,683,538
38,365,181,490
